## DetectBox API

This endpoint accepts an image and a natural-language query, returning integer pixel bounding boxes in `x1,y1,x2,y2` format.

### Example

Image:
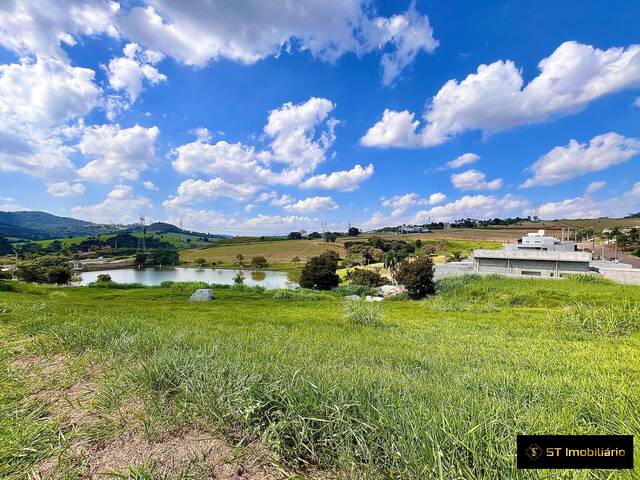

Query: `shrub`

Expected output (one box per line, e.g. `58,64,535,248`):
342,299,383,326
233,271,245,285
0,270,12,280
194,258,207,267
272,288,326,300
96,273,112,282
331,285,375,297
348,268,388,287
395,256,435,299
250,256,268,268
46,266,72,284
556,301,640,337
634,247,640,257
299,252,340,290
569,273,612,284
446,251,465,262
134,253,147,267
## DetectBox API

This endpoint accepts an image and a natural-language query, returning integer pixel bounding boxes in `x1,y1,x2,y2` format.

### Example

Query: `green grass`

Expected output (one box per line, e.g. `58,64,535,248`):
0,277,639,478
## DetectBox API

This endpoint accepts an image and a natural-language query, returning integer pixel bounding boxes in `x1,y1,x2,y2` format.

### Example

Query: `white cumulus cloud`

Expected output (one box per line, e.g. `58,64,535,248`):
107,43,166,101
446,153,480,169
451,169,502,191
283,196,338,213
362,41,640,147
300,164,374,191
521,132,640,187
72,185,152,224
47,181,87,197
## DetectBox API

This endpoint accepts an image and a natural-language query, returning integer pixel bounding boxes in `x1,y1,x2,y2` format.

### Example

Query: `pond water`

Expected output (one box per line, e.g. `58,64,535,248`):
78,267,296,289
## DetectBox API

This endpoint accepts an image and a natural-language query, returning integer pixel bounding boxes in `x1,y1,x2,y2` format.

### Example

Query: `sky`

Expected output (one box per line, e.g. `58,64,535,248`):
0,0,639,235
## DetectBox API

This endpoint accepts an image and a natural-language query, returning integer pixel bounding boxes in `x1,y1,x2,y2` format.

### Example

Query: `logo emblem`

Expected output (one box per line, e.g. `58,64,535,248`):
526,443,543,461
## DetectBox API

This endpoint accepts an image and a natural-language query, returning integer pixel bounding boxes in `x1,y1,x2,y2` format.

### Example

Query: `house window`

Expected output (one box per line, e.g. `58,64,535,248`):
521,270,541,276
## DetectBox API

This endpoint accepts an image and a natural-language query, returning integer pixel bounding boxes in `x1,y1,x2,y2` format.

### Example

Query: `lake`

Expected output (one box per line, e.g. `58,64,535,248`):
78,267,296,289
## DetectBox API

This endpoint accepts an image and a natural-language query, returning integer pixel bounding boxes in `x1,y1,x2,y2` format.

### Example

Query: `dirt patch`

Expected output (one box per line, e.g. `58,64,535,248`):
78,428,288,479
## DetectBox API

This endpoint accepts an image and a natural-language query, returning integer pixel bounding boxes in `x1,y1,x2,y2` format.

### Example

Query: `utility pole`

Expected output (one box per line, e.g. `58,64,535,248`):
136,214,146,253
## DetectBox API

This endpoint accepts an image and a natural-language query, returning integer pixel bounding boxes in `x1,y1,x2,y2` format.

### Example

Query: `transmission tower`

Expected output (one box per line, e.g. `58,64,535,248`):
136,214,146,253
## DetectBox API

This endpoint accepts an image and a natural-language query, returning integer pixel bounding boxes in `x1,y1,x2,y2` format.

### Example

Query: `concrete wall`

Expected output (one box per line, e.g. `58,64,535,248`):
597,269,640,285
475,257,590,277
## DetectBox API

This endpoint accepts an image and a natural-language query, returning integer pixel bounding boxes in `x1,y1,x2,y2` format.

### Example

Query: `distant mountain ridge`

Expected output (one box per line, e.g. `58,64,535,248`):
0,211,228,241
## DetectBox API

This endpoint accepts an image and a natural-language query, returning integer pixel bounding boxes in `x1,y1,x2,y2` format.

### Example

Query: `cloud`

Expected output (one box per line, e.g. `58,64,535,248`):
170,98,338,195
413,194,528,223
271,194,296,207
163,178,260,208
77,124,160,182
142,180,158,191
380,191,446,216
0,0,119,60
446,153,480,169
72,185,152,224
0,56,101,127
300,164,374,191
521,132,640,187
118,1,436,84
283,196,338,213
47,181,87,197
635,97,640,107
585,181,606,194
451,169,502,190
362,41,640,147
107,43,166,101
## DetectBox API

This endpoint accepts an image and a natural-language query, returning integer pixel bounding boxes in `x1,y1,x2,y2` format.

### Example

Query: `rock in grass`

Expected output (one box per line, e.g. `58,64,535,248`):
365,295,384,302
344,295,361,301
377,285,404,296
189,289,213,301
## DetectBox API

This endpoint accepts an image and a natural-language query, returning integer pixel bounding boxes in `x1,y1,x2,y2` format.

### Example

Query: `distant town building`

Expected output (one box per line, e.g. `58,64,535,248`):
473,230,590,277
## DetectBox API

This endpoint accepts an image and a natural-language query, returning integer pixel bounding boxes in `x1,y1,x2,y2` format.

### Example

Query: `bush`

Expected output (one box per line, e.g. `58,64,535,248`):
96,273,112,282
446,251,465,262
299,252,340,290
194,258,207,267
13,259,72,284
272,288,326,300
250,256,268,268
331,285,376,297
233,271,245,285
556,301,640,337
0,270,12,280
395,256,435,299
634,247,640,257
348,268,388,287
569,273,612,284
342,299,383,326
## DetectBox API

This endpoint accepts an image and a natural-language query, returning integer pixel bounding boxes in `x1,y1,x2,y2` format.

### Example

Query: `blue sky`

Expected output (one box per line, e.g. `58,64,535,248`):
0,0,639,234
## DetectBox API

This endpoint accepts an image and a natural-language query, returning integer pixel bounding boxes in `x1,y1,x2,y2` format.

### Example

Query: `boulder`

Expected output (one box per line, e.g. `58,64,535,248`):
344,295,361,301
188,289,213,301
365,295,384,302
377,284,404,297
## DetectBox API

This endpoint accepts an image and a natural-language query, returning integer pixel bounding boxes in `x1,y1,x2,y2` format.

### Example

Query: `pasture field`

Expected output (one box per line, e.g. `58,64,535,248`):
0,276,638,478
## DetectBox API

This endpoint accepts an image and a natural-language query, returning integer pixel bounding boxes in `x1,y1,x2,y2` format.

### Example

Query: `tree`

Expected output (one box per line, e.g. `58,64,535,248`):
251,256,268,268
348,227,360,236
150,249,179,266
307,232,322,239
414,239,422,251
291,256,301,264
288,231,303,240
0,235,12,256
395,256,435,299
349,268,387,287
14,261,47,283
299,252,340,290
234,254,245,268
96,273,112,282
134,253,147,267
194,257,207,268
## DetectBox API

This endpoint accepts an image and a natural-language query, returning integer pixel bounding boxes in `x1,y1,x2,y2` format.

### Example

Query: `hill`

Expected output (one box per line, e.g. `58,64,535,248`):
0,211,120,240
0,211,230,243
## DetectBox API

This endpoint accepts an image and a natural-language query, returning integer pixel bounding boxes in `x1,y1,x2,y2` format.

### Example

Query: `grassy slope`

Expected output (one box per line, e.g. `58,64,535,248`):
1,278,639,478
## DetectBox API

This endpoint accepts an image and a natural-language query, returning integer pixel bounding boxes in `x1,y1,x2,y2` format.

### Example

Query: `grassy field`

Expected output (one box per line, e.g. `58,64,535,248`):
180,239,345,270
180,238,501,272
0,277,638,478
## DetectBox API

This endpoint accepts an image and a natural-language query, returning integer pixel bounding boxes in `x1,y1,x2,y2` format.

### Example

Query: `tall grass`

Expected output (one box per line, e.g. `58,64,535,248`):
342,299,383,325
556,300,640,336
